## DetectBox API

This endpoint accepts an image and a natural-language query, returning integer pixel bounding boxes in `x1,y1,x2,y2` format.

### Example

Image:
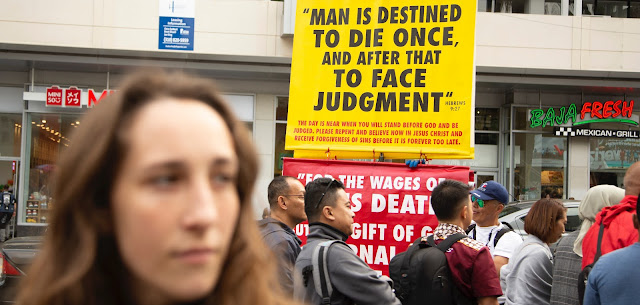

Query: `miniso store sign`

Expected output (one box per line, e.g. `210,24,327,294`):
44,86,115,108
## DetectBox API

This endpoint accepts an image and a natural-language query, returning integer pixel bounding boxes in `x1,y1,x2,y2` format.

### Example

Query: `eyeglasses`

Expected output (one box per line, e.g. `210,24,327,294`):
283,194,305,199
471,194,485,208
315,179,336,210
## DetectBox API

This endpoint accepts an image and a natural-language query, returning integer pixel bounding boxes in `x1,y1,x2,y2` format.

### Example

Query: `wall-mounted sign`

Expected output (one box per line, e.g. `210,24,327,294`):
158,0,195,51
530,100,636,128
285,0,478,160
555,127,639,138
45,86,115,108
283,158,472,275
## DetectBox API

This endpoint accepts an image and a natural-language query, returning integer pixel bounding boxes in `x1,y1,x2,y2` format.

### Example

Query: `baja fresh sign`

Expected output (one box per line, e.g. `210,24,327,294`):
530,100,636,128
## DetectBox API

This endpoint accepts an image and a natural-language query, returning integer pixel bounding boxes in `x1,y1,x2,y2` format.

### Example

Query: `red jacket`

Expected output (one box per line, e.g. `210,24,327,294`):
581,195,638,268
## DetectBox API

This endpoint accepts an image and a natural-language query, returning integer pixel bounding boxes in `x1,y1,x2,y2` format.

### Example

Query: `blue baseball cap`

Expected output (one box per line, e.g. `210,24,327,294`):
470,181,509,205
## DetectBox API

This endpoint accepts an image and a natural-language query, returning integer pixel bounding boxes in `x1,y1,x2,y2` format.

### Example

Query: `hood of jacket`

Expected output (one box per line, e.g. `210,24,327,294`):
595,195,638,226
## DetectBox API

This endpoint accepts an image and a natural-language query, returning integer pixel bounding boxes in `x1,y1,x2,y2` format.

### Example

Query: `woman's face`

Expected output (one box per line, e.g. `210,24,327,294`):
550,210,568,244
111,98,239,304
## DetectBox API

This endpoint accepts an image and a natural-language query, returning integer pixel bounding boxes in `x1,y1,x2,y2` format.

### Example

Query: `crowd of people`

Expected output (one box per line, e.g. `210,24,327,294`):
12,70,639,305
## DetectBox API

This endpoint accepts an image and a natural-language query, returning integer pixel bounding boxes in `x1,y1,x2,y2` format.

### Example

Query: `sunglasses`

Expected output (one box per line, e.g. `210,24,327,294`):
471,194,485,208
315,179,337,210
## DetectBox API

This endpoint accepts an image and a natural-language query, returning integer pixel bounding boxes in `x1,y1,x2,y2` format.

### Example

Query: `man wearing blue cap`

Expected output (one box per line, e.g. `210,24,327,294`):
468,181,523,275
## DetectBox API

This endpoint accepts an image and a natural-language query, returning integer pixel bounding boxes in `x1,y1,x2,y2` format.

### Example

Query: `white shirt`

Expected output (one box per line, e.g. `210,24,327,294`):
469,223,523,259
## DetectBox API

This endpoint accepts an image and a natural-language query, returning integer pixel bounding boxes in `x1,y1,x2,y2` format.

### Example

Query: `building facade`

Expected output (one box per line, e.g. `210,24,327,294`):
0,0,639,235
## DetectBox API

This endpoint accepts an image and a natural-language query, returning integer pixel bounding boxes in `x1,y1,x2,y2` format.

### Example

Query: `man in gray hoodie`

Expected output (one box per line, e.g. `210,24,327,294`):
293,177,401,305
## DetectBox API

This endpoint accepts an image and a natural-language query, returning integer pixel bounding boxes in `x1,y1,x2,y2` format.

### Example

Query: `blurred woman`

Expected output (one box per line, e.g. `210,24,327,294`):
501,198,567,305
16,70,298,305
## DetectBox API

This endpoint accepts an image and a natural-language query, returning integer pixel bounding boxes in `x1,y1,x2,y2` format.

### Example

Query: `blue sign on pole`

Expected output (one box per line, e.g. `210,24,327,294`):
158,16,194,51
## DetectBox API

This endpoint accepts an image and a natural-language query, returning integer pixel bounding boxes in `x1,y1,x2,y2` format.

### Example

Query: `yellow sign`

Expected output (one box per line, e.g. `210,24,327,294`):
286,0,477,159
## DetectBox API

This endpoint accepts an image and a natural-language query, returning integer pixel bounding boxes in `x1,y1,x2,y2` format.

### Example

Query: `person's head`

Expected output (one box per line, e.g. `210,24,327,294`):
304,178,354,236
2,185,8,192
573,184,625,256
267,176,307,227
18,70,292,305
431,179,473,229
469,180,509,227
624,161,640,196
524,198,567,244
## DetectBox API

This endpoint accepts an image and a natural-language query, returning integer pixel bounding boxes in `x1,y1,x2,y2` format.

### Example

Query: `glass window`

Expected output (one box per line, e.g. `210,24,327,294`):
23,113,83,224
476,133,499,145
595,0,629,17
0,114,22,157
475,108,500,131
580,0,596,14
513,133,567,200
631,0,640,17
589,137,640,187
276,97,289,121
274,123,292,177
545,0,562,14
274,96,292,177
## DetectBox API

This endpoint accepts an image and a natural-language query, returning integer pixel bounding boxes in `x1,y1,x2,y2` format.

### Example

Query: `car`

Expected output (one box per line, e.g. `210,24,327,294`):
498,199,581,239
0,236,42,303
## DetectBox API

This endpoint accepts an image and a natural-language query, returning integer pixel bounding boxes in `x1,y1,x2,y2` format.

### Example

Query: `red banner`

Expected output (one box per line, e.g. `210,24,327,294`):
282,158,472,275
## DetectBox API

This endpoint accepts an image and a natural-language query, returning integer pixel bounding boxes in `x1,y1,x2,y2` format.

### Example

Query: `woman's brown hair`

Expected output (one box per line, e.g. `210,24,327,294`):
16,70,297,305
524,198,567,244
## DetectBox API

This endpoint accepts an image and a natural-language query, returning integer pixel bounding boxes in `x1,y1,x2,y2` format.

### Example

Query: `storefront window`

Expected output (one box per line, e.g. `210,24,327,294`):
274,97,292,177
0,114,22,157
429,108,500,169
23,113,82,224
475,108,500,131
589,116,640,187
513,133,567,200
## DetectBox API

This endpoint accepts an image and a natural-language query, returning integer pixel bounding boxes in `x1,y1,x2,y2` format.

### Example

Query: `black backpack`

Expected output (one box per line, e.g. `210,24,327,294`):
389,233,473,305
465,222,514,248
577,222,605,305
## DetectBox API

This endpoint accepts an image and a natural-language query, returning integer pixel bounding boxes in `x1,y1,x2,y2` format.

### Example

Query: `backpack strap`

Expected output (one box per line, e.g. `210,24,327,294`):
427,233,467,252
501,221,514,230
312,240,348,305
493,226,513,248
593,221,605,263
465,223,476,239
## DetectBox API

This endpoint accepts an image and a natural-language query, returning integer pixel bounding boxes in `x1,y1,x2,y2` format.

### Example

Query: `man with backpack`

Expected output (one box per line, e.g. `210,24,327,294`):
426,179,501,305
467,181,523,274
0,184,15,241
293,178,400,305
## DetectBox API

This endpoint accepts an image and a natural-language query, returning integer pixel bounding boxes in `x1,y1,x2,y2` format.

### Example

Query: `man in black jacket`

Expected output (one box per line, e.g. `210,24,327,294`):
258,176,307,295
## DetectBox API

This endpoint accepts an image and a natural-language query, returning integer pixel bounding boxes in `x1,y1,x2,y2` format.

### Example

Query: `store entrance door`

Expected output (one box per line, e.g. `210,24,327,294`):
0,159,19,240
476,171,497,185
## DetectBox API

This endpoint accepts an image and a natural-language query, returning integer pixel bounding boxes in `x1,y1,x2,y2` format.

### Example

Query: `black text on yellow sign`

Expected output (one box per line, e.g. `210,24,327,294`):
286,0,476,159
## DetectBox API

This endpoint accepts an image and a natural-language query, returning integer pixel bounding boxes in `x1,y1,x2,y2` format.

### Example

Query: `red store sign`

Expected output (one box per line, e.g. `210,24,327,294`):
45,86,115,108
